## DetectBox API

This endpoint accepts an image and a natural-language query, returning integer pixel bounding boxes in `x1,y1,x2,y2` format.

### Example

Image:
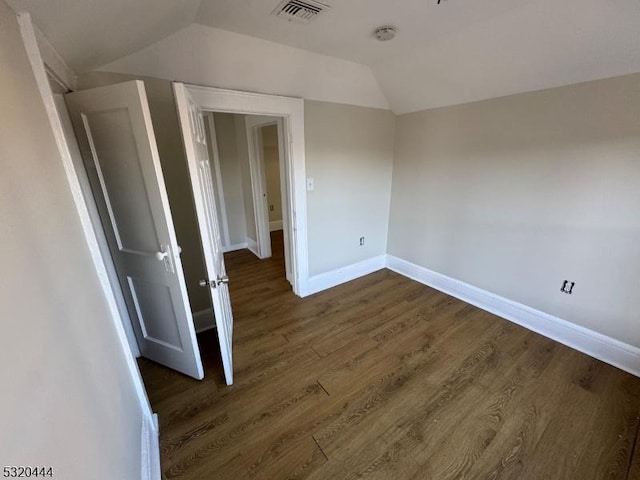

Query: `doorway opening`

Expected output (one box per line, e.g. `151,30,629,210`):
202,112,292,286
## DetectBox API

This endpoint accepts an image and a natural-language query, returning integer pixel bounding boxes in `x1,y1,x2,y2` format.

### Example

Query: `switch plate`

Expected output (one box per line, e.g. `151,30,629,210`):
306,177,315,191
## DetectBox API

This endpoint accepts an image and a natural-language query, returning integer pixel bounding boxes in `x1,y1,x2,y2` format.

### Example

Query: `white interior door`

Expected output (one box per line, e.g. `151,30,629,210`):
203,113,232,250
173,82,235,385
245,116,272,259
276,119,294,285
65,81,204,380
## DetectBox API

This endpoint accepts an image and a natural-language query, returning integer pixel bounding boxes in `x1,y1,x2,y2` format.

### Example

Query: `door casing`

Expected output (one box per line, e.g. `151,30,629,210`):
183,84,309,296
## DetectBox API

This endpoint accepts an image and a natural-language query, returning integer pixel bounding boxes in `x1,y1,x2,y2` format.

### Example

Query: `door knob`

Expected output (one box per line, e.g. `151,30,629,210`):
199,276,229,288
155,245,174,273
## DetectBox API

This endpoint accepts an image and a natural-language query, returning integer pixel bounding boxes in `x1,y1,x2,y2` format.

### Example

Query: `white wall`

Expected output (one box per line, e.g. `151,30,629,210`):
388,74,640,348
305,100,396,276
0,3,145,478
212,112,248,246
95,23,388,110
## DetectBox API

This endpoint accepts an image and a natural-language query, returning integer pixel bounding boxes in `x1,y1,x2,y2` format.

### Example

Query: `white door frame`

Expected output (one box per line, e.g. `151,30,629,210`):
184,84,309,296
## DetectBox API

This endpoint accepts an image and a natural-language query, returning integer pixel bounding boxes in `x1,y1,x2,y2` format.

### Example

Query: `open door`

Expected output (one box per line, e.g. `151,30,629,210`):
65,81,204,380
173,82,235,386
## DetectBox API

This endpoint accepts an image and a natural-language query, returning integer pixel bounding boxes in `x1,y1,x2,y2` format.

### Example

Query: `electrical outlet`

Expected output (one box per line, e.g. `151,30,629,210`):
560,280,575,294
269,205,274,211
359,236,365,246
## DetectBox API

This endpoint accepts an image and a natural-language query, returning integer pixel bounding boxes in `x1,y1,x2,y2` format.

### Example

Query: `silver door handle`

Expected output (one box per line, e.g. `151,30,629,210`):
199,276,229,288
155,251,169,261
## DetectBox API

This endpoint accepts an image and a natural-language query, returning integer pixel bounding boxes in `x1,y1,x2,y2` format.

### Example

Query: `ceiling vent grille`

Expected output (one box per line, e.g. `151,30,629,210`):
272,0,329,24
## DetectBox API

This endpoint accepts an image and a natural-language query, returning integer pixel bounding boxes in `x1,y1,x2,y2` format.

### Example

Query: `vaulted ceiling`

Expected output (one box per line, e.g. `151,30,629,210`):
7,0,640,113
7,0,202,71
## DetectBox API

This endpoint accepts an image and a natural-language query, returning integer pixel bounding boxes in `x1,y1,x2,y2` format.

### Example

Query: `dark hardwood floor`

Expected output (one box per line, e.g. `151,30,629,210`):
139,231,640,479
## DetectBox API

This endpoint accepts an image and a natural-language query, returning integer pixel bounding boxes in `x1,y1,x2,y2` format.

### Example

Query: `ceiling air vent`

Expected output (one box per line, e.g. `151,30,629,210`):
272,0,330,24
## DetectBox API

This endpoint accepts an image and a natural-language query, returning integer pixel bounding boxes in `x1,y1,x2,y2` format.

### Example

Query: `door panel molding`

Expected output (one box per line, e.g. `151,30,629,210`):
203,113,231,248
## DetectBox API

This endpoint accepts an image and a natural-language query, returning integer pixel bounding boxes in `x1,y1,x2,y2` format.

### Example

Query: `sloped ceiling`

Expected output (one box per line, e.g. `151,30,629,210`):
6,0,202,71
96,24,390,110
196,0,531,67
195,0,640,113
8,0,640,113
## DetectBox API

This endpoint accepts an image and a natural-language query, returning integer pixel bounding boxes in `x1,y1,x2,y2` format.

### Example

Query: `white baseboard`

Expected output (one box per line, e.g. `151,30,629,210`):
141,413,160,480
192,309,216,333
304,255,387,297
246,237,259,257
269,220,283,231
385,255,640,378
222,242,247,253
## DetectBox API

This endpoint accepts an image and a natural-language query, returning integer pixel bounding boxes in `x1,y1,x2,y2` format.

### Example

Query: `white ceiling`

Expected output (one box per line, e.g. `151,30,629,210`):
196,0,535,67
373,0,640,112
6,0,202,71
7,0,640,113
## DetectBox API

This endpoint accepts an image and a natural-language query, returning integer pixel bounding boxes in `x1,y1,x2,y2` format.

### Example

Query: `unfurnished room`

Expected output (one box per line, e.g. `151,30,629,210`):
1,0,639,479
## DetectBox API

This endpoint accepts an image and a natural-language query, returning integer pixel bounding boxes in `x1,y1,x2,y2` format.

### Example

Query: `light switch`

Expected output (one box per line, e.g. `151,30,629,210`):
306,177,315,191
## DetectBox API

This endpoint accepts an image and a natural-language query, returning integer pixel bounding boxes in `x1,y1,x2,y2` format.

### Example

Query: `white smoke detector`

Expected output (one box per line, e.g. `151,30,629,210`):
374,26,397,41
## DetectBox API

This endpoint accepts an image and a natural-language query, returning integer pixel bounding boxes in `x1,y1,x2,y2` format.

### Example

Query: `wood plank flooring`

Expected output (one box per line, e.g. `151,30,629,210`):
139,231,640,479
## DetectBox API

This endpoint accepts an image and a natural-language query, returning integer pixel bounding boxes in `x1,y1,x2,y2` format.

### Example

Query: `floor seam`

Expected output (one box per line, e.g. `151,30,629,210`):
312,435,330,462
317,380,330,397
625,415,640,480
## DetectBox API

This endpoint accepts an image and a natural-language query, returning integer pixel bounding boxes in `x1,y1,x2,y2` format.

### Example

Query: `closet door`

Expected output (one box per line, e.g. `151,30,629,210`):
66,80,204,380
